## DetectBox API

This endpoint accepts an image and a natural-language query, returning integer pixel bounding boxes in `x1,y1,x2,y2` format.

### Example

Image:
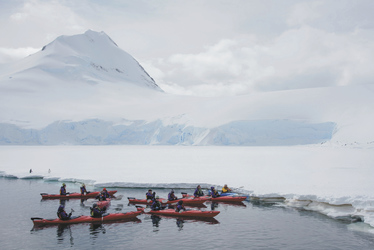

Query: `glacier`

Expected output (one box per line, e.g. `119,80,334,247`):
0,119,335,145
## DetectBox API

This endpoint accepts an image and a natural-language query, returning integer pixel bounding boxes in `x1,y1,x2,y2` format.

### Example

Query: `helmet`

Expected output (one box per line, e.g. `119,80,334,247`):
93,204,97,208
178,200,183,205
171,189,174,193
103,188,107,191
62,183,66,186
211,186,214,190
58,205,64,211
82,183,85,187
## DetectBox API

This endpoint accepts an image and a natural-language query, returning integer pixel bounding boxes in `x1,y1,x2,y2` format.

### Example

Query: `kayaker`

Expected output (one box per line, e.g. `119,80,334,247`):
146,189,155,201
211,186,220,198
175,200,186,212
80,184,90,195
90,204,106,218
60,183,67,195
97,188,110,201
151,196,164,211
57,205,72,220
168,189,178,201
222,184,232,193
194,185,204,197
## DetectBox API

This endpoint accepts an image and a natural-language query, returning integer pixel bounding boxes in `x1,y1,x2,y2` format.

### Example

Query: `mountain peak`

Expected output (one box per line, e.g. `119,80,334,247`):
11,30,162,91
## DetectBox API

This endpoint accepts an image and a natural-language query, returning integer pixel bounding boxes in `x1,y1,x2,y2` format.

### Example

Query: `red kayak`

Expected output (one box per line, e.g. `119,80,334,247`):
181,193,247,202
31,211,141,226
127,197,206,205
41,191,117,199
144,208,219,218
97,198,111,209
209,196,247,202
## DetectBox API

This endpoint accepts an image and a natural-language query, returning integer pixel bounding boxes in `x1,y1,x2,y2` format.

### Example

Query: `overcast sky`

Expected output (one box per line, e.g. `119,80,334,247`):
1,0,373,96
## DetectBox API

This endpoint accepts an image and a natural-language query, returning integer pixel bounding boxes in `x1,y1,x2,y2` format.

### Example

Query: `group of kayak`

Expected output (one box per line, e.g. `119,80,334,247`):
33,183,125,226
128,184,247,206
40,183,117,199
32,183,247,226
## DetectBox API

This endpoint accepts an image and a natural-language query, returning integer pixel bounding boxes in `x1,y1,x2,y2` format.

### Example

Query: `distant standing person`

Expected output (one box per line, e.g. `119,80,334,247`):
29,169,32,173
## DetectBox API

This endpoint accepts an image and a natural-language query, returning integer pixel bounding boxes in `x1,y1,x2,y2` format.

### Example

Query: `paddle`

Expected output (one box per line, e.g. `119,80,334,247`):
31,217,44,221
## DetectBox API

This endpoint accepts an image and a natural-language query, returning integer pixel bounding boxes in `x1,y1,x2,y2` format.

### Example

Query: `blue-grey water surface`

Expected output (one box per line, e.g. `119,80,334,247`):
1,178,374,250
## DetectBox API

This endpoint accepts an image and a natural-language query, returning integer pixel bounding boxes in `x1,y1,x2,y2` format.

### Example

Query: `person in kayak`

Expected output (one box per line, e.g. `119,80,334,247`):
168,189,178,201
194,185,204,197
222,184,232,193
60,183,67,195
146,189,155,201
80,184,90,195
57,205,72,220
210,186,220,198
151,196,165,211
175,200,186,212
90,204,106,218
97,188,110,201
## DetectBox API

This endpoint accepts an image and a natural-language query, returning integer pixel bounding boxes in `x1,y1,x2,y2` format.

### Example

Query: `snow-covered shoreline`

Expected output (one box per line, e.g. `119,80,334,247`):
1,145,374,231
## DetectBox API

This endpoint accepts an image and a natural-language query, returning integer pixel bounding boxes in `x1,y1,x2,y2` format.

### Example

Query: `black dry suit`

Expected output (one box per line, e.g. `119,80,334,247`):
90,205,106,218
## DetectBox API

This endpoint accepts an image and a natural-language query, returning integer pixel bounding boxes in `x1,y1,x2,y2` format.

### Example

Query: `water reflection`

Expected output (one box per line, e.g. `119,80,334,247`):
151,215,161,227
176,218,184,230
89,223,107,237
56,224,74,246
208,201,246,210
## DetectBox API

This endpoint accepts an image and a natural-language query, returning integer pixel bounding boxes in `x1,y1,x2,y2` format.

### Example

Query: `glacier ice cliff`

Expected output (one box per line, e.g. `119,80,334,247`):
0,119,335,146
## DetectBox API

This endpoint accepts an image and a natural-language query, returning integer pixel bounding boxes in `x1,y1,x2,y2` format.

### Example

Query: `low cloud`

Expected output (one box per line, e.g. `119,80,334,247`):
0,47,40,64
148,25,374,96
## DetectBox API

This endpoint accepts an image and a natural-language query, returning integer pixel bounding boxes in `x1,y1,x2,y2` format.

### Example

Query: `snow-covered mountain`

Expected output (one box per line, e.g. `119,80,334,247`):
0,30,373,146
0,30,160,90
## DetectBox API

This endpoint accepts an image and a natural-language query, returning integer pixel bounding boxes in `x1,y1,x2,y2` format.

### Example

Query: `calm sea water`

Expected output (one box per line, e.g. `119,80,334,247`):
1,178,374,250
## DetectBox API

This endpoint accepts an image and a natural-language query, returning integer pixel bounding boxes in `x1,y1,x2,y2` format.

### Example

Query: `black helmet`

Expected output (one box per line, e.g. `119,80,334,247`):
93,204,97,208
178,200,183,205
